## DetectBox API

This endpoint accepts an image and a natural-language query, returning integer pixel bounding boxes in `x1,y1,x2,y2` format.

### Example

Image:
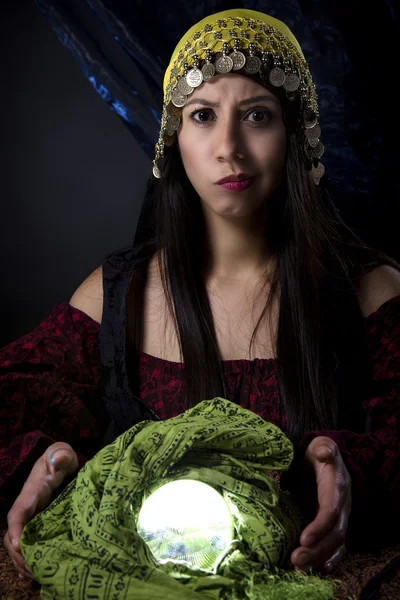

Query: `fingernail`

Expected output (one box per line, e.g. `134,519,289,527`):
47,449,64,466
47,448,55,465
19,574,24,579
325,561,333,572
48,451,58,466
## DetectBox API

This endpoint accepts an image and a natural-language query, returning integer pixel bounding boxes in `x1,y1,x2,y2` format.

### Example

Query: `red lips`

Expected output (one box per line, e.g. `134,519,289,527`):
216,173,254,184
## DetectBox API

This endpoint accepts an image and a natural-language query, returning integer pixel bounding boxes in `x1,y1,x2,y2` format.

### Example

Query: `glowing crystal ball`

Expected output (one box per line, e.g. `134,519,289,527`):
137,479,234,571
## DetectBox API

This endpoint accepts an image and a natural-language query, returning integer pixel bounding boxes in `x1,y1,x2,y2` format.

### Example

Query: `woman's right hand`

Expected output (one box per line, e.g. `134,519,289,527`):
3,442,78,579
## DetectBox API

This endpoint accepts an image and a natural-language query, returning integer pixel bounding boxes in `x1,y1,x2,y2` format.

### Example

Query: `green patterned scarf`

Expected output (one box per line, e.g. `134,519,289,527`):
20,397,336,599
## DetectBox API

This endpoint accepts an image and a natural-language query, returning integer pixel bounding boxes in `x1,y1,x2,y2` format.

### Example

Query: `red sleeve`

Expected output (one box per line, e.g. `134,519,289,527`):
0,302,108,511
283,295,400,548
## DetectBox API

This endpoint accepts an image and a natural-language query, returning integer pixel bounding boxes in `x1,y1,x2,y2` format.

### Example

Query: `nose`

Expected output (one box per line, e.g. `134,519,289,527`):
215,118,245,163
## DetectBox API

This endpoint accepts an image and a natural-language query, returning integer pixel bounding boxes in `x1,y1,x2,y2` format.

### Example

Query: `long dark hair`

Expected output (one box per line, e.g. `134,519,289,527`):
131,81,400,447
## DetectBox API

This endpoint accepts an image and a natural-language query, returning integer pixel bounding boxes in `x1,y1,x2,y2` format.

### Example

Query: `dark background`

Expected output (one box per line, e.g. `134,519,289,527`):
1,0,399,347
0,0,150,346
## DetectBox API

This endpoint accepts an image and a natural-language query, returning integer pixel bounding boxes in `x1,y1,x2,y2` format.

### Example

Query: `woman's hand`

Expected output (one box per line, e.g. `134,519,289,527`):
3,442,78,580
290,436,352,573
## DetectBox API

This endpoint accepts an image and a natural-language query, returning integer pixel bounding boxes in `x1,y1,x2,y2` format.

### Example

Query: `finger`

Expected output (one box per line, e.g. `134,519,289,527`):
305,476,351,547
45,444,78,483
7,497,38,552
17,568,35,580
3,531,27,575
7,445,78,554
5,528,35,580
22,566,35,580
314,441,339,462
323,544,346,573
306,437,338,463
300,502,339,547
46,445,77,472
292,510,348,570
6,453,54,548
301,466,349,546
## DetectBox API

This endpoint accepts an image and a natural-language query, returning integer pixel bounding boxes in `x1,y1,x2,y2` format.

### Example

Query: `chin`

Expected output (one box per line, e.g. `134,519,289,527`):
212,200,264,218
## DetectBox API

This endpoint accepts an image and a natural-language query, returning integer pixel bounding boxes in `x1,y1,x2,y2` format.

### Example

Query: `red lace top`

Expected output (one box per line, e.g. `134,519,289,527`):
1,295,399,546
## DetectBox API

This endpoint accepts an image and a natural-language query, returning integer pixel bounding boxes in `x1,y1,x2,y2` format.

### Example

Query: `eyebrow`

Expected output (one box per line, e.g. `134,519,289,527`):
184,95,279,109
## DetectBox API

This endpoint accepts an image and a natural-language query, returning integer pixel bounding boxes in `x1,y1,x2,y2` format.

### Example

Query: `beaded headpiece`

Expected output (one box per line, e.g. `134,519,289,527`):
153,9,325,185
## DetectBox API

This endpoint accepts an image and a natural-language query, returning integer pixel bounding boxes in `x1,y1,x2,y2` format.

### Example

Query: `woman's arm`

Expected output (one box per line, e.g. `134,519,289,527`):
1,267,107,577
286,266,400,571
306,266,400,544
0,266,106,506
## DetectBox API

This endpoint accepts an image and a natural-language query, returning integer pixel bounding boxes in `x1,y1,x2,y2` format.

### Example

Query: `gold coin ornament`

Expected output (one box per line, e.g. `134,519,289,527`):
171,88,187,107
167,103,183,117
202,62,216,80
308,137,320,148
165,115,180,136
269,66,286,87
186,67,204,88
309,141,324,159
283,72,300,92
230,50,246,70
178,77,194,96
215,55,234,73
306,123,321,141
304,109,318,129
244,55,261,74
312,162,325,179
167,115,180,129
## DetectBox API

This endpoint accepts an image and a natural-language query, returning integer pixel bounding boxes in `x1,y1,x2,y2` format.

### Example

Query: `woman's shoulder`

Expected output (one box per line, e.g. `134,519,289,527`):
69,266,103,324
67,246,143,325
356,264,400,319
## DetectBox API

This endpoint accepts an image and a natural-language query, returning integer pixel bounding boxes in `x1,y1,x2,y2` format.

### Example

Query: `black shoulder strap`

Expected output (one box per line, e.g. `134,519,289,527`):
99,246,159,447
99,246,135,369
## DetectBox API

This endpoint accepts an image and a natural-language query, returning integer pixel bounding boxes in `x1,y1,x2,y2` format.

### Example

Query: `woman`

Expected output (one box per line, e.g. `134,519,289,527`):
2,7,400,584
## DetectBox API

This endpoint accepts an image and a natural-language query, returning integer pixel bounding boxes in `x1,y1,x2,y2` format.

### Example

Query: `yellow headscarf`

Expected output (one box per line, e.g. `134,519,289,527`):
164,9,306,97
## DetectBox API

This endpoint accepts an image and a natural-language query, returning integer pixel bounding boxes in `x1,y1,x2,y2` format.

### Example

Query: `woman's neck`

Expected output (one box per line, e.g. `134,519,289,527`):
203,213,272,283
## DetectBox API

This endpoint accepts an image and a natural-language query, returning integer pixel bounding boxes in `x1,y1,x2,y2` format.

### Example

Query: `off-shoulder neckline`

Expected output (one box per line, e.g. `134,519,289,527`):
66,293,400,366
133,294,400,366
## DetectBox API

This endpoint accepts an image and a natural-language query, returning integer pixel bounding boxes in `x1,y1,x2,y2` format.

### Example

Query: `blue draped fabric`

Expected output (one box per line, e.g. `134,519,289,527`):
35,0,399,254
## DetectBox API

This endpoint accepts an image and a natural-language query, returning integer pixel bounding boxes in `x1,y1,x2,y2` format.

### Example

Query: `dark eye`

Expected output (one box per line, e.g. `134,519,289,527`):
246,109,271,124
190,109,214,124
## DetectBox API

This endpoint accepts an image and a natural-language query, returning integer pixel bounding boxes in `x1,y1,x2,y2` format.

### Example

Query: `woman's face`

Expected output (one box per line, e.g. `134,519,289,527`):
177,73,286,218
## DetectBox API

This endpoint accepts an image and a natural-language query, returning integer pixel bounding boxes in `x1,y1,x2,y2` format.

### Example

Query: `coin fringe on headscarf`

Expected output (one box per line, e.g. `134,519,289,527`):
153,9,324,186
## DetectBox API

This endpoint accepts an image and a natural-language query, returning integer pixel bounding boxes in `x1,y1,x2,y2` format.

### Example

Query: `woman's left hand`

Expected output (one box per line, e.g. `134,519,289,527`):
290,436,352,573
